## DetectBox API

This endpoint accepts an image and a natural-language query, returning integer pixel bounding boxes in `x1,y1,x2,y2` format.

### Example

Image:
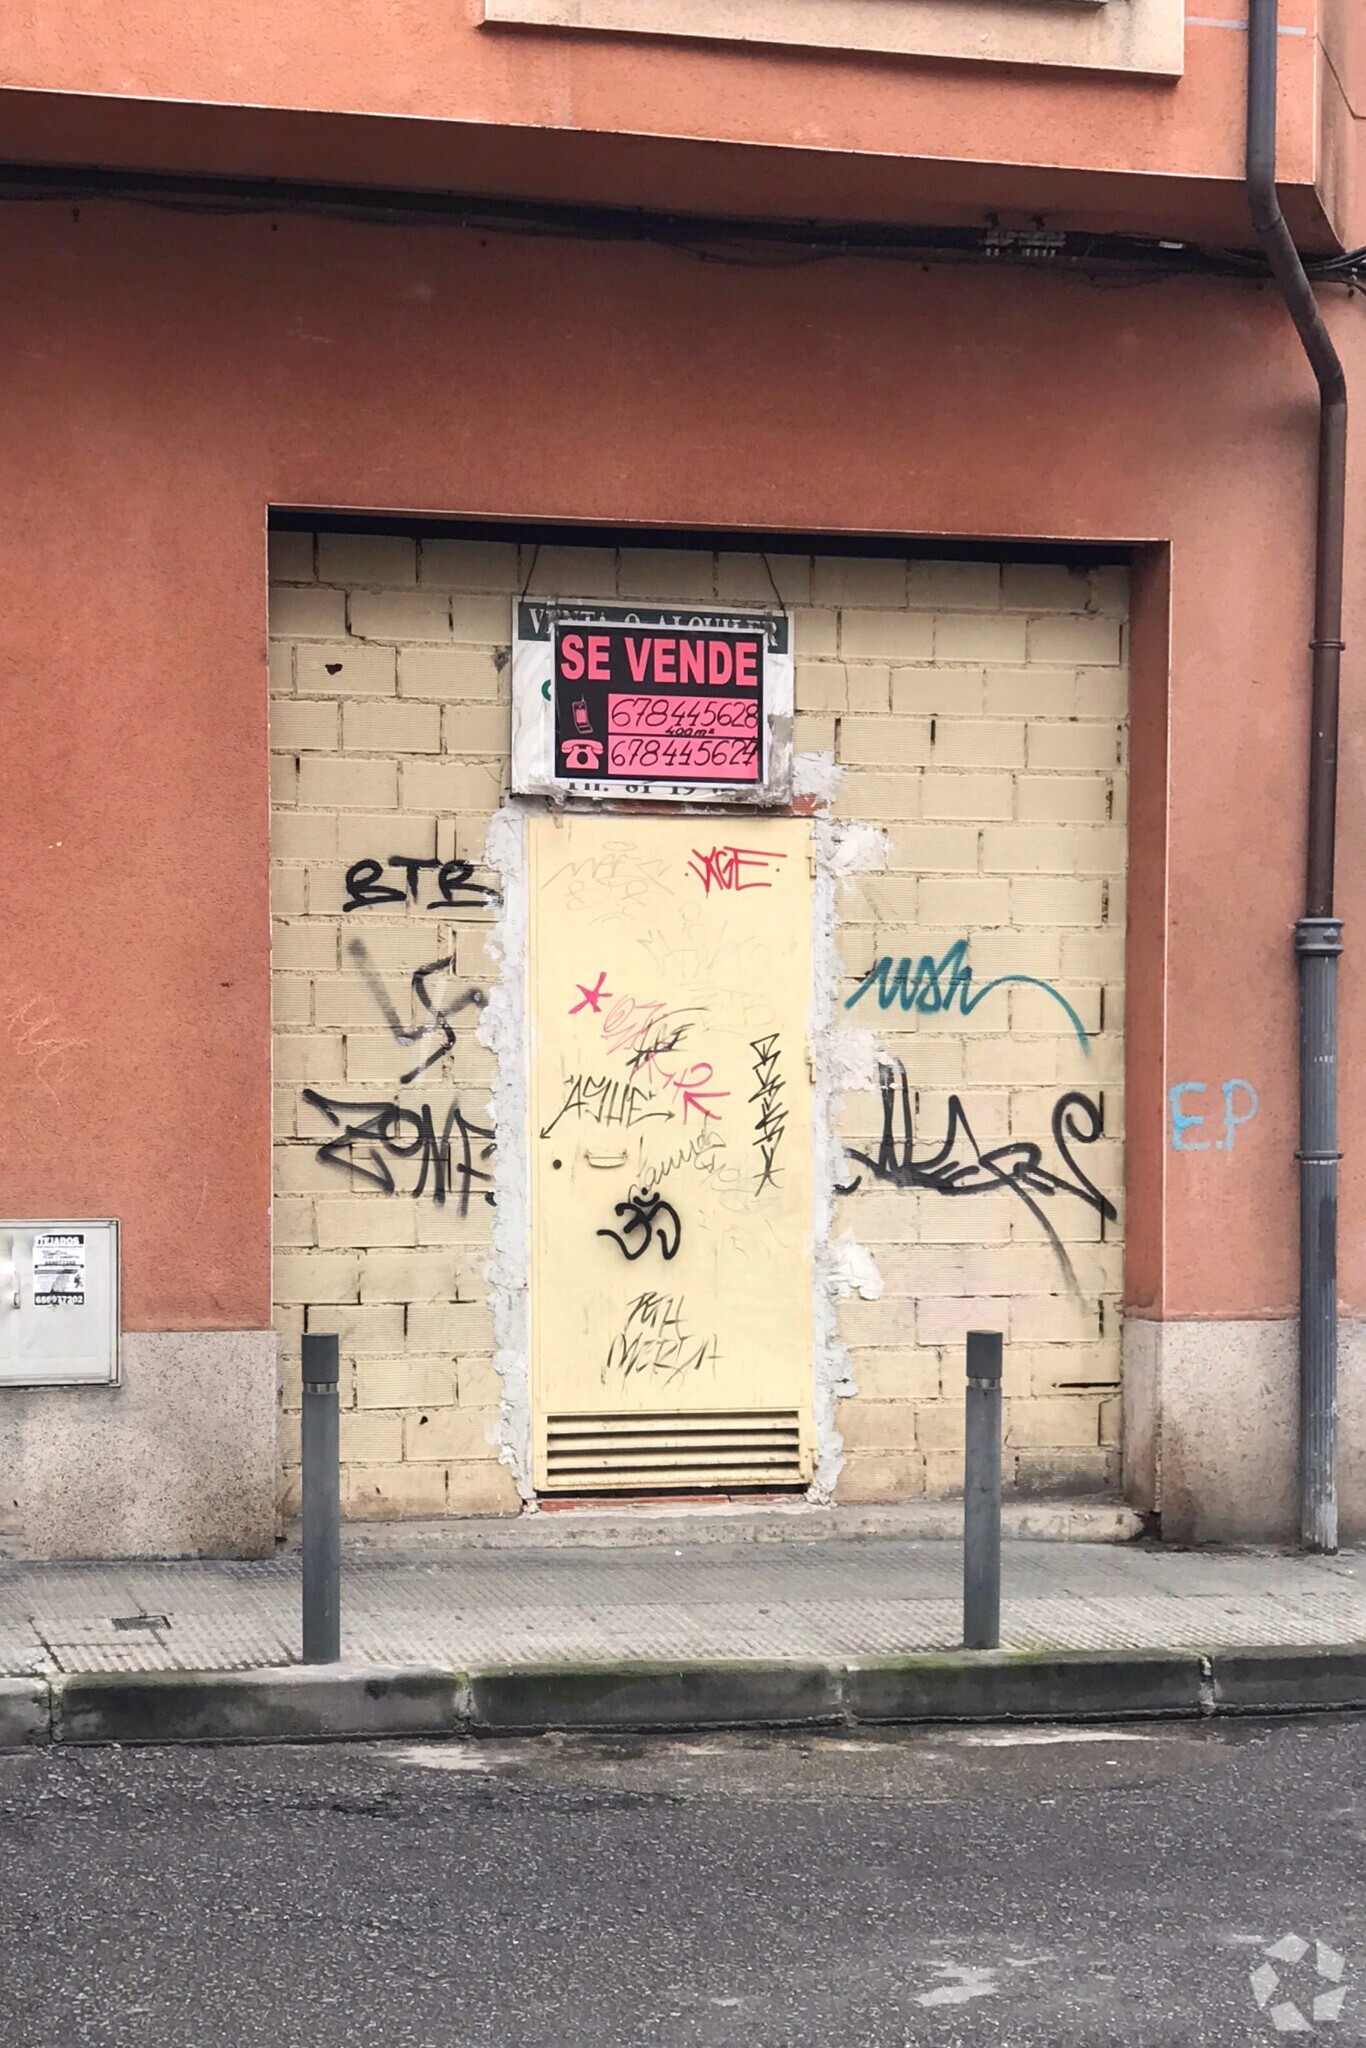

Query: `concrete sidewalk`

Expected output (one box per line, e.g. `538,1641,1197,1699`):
1,1513,1364,1747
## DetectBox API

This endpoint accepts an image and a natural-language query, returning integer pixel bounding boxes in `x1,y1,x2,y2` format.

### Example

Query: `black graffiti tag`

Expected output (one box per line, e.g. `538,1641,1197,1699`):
343,856,499,915
604,1292,717,1386
302,1091,495,1214
749,1033,787,1193
839,1062,1116,1291
597,1187,682,1262
539,1074,672,1139
346,936,485,1084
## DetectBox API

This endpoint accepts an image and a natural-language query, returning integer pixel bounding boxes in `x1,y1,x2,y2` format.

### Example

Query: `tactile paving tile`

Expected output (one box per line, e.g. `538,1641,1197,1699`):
1,1541,1363,1676
0,1565,143,1623
0,1623,46,1674
124,1615,299,1673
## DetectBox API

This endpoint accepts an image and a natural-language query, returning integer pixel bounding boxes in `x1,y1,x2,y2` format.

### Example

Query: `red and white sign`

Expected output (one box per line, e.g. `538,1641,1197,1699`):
512,601,793,804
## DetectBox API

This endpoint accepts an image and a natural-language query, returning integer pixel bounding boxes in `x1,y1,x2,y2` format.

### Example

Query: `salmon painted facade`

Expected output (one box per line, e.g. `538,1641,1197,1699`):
0,0,1363,1551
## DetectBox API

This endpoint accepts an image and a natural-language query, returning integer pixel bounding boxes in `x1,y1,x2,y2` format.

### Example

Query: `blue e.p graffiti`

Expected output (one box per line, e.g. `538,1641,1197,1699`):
1169,1079,1259,1153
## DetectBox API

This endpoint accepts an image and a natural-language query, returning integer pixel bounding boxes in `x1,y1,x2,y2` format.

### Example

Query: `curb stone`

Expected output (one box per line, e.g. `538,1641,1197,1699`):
1209,1644,1366,1713
0,1677,49,1749
468,1660,841,1733
51,1666,468,1747
1,1646,1363,1751
843,1648,1207,1723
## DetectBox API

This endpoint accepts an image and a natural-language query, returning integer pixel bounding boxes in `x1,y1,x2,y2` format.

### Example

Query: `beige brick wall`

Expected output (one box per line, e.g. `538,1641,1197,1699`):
826,556,1127,1503
269,535,1126,1518
269,529,516,1520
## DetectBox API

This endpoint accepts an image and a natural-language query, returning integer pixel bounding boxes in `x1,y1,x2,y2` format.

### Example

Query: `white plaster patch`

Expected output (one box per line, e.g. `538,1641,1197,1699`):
479,801,534,1503
825,1232,884,1301
827,1025,882,1094
807,808,885,1501
828,819,889,877
793,747,842,807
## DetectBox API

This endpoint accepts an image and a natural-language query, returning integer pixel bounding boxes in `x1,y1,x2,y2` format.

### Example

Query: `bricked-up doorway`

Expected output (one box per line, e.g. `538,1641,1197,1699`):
527,810,818,1494
267,527,1127,1519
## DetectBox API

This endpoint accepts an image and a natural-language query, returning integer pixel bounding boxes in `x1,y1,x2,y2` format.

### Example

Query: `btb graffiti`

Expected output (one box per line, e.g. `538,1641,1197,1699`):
342,855,499,915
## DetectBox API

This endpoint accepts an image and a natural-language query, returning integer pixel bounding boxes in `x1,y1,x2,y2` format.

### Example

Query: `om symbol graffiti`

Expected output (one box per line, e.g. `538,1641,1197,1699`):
597,1186,682,1262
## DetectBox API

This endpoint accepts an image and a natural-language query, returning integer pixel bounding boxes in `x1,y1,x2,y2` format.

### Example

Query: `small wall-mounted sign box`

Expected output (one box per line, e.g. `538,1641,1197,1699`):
0,1219,120,1386
511,599,794,805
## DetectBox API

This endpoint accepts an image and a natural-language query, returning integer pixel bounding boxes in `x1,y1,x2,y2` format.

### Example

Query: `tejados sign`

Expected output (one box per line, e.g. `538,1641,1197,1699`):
511,600,793,804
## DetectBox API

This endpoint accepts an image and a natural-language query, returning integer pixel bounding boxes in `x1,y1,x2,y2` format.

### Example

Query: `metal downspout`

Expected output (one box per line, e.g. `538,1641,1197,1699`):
1245,0,1349,1550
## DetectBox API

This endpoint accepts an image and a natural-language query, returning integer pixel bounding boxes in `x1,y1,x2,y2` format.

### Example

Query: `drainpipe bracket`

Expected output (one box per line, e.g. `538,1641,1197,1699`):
1294,917,1344,957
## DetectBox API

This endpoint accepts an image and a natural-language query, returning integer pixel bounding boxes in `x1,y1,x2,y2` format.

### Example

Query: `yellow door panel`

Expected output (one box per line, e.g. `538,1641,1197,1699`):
528,814,815,1490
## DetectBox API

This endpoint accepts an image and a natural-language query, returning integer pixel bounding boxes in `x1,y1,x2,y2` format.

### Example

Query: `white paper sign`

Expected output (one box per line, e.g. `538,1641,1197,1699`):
33,1231,86,1307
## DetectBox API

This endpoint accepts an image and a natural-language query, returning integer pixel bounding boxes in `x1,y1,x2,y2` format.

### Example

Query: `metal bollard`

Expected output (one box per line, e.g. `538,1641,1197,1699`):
963,1329,1003,1650
301,1331,341,1664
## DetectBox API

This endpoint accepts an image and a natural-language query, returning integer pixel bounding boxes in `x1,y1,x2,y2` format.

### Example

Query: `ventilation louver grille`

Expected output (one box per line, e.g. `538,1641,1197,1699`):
543,1409,808,1493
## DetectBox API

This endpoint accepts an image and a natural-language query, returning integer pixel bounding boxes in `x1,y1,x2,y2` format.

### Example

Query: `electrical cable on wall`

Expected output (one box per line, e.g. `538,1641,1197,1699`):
2,164,1363,295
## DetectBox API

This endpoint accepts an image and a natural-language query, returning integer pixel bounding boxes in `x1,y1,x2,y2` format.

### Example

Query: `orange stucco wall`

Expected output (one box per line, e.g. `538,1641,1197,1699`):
0,196,1361,1330
0,3,1349,247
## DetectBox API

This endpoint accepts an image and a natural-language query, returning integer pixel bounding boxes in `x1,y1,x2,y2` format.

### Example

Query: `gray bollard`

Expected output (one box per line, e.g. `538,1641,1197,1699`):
963,1329,1003,1650
301,1331,341,1664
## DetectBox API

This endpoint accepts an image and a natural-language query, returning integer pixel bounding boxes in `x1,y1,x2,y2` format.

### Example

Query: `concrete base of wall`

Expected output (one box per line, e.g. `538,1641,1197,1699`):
0,1331,277,1560
1123,1318,1366,1545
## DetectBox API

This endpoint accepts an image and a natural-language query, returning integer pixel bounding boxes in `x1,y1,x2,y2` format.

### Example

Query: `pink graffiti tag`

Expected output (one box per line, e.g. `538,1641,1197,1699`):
687,845,787,895
677,1075,727,1123
588,987,731,1125
570,971,613,1015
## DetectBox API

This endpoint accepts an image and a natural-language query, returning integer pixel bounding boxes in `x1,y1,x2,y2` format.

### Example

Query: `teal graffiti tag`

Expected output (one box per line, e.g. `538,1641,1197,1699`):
844,940,1090,1054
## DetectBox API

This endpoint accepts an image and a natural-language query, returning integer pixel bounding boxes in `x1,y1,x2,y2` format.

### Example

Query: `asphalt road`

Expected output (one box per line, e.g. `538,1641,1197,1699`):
2,1716,1364,2046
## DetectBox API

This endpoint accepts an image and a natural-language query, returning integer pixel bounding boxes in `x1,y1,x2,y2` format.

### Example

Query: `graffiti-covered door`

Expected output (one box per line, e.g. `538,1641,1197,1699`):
528,814,815,1492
